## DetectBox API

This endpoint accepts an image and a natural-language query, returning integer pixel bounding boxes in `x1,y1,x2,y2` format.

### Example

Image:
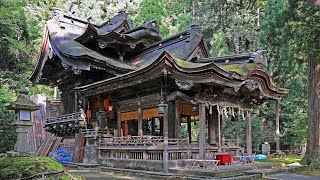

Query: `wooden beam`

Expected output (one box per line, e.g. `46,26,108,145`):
276,100,280,152
175,100,180,138
199,103,206,160
246,110,252,157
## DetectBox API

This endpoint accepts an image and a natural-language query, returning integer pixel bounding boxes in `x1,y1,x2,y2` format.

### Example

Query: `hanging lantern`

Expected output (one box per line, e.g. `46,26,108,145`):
157,99,168,114
192,105,198,112
108,105,113,111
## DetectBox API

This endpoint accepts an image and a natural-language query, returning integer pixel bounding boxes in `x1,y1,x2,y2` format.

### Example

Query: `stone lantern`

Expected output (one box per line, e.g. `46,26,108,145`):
6,87,40,153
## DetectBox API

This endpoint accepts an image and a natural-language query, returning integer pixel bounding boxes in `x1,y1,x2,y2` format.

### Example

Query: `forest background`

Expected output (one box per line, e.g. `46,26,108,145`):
0,0,317,157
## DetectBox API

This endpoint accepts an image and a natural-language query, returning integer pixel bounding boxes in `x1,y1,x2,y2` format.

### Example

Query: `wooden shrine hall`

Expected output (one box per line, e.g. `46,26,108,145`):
30,9,288,171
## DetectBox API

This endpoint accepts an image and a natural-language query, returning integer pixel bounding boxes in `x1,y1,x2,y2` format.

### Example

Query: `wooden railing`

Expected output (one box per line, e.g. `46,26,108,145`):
97,135,242,161
46,112,82,125
98,148,217,161
99,136,188,147
80,129,97,138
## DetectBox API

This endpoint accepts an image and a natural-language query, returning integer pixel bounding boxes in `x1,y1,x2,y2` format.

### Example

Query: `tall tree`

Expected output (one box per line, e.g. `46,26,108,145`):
195,0,264,55
303,0,320,167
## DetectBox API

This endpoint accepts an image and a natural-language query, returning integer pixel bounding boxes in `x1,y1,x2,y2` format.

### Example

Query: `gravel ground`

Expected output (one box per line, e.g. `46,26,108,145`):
266,172,320,180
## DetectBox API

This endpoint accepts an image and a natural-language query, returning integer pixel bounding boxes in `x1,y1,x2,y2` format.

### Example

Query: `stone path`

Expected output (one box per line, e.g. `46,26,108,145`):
266,172,320,180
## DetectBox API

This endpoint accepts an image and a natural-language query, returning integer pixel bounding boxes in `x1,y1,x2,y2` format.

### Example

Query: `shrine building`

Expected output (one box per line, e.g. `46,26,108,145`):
30,9,288,170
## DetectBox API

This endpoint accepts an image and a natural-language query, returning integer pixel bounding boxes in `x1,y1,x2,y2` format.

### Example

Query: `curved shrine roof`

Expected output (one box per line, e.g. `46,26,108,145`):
30,9,288,100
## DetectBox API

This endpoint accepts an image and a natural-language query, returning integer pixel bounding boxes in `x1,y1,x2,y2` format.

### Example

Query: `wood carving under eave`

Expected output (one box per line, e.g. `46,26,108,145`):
166,91,194,102
194,92,253,109
117,94,161,112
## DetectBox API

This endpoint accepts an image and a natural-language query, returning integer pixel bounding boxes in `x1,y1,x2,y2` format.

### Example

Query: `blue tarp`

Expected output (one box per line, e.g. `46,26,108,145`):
52,148,73,163
55,149,67,155
254,154,268,160
57,156,72,163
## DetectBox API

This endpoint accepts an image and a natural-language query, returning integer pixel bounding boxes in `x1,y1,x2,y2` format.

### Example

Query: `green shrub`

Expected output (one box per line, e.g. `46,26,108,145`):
0,156,63,179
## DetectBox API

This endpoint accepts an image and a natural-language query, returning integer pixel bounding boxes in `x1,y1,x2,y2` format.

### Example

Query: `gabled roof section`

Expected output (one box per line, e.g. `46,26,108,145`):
128,25,210,68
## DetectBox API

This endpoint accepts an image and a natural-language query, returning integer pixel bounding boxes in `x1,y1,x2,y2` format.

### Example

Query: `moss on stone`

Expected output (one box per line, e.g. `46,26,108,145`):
0,156,63,179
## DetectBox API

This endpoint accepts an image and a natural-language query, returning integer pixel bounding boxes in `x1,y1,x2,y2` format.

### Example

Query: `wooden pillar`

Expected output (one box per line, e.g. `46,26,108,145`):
220,114,223,143
276,100,280,152
138,107,143,136
117,110,121,137
175,100,180,138
98,96,105,128
163,105,169,173
199,103,206,160
168,102,175,138
246,110,252,157
187,116,192,143
208,106,216,144
160,117,163,136
82,97,87,112
218,113,222,153
151,118,156,135
124,121,129,136
74,91,79,112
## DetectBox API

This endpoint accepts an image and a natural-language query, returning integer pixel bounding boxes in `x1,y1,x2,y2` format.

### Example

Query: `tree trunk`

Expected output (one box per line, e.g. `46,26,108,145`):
302,0,320,166
302,56,320,166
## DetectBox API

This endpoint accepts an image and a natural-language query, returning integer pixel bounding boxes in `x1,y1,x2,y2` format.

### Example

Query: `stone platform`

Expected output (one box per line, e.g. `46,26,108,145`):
170,162,272,178
64,162,276,179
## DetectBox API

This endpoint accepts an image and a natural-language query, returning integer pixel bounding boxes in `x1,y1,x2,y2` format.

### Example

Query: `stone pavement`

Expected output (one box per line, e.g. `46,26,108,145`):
266,172,320,180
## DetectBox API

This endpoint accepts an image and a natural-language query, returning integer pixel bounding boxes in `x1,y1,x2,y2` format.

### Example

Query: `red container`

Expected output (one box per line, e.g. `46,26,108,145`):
216,154,233,165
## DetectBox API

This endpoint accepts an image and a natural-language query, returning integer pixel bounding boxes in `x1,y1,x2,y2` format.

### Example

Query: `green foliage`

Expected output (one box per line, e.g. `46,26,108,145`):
0,114,16,153
210,29,230,56
0,156,63,179
135,0,169,37
135,0,194,38
195,0,264,54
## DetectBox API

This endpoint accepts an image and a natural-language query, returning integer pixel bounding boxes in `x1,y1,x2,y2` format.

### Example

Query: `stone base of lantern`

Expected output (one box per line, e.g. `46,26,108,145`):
12,120,33,153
